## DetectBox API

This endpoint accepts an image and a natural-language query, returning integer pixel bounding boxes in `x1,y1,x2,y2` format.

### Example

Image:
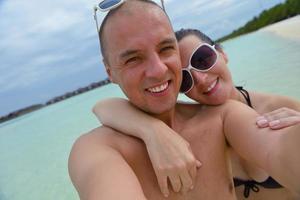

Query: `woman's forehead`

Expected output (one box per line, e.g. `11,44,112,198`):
179,35,203,50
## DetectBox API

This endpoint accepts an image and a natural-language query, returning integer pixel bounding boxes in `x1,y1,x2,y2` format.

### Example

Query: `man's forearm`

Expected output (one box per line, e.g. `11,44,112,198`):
93,98,162,142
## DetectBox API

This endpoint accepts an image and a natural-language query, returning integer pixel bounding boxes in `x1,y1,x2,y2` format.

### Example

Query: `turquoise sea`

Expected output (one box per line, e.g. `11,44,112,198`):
0,30,299,200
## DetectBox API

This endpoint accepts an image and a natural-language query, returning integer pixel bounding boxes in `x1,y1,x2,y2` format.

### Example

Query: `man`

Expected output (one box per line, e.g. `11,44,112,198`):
68,1,300,199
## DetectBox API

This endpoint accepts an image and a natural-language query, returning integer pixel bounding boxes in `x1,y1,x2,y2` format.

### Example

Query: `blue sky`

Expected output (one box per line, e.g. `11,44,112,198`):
0,0,285,116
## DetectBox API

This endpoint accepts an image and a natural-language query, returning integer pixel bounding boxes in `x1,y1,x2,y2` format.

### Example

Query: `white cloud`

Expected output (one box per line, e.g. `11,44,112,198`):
0,0,102,93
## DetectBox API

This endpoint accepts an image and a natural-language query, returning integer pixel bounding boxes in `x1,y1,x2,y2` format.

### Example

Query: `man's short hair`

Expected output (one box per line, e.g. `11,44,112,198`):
98,0,168,65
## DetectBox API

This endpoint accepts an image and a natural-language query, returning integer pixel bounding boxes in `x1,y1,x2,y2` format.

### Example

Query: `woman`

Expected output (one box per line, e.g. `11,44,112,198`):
93,28,300,199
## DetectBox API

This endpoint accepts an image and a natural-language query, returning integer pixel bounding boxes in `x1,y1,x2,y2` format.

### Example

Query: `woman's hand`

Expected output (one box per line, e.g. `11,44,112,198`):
144,122,201,197
256,107,300,129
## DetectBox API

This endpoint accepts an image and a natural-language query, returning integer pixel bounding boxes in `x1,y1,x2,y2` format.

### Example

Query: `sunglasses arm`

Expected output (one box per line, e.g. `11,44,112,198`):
93,6,100,33
93,6,103,57
160,0,165,11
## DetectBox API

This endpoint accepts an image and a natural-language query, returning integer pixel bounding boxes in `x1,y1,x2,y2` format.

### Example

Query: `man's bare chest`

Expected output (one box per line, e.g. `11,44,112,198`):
116,121,236,199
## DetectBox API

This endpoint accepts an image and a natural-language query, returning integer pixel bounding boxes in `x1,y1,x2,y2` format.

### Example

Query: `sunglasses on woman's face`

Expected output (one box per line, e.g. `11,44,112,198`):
180,43,219,93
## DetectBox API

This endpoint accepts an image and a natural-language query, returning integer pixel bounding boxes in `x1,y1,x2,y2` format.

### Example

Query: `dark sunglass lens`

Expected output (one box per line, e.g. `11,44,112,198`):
191,45,217,71
180,70,193,93
99,0,122,10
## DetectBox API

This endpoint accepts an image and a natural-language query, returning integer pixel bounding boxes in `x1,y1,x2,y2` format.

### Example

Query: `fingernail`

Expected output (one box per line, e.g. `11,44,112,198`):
257,119,268,126
190,185,194,190
269,120,280,127
164,193,168,198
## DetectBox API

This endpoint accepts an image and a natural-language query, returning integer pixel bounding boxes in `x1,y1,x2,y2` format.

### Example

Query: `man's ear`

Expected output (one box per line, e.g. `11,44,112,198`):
218,48,228,64
103,58,116,83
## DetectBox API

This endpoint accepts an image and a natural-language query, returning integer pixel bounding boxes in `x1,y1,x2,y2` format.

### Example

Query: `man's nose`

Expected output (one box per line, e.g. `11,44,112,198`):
145,53,168,79
191,70,208,85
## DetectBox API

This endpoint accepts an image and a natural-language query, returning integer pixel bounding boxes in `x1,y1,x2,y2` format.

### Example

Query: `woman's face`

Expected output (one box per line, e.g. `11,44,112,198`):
178,35,235,105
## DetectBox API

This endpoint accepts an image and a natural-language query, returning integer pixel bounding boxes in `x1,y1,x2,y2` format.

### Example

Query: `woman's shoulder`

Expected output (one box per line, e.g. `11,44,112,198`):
250,91,300,112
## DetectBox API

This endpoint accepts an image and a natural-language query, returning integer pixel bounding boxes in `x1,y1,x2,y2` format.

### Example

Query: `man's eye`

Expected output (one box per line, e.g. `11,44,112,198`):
125,57,139,64
160,46,175,53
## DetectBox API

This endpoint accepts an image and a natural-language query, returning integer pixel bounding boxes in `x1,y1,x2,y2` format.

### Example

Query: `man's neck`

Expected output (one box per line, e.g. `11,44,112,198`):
150,107,177,128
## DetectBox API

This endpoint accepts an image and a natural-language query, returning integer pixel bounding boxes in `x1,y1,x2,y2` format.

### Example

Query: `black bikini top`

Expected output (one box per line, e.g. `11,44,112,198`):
236,86,253,108
234,177,282,198
233,86,283,198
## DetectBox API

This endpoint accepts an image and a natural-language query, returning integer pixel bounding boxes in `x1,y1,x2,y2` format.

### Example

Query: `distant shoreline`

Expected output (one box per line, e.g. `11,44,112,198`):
260,15,300,40
217,0,300,42
0,78,111,124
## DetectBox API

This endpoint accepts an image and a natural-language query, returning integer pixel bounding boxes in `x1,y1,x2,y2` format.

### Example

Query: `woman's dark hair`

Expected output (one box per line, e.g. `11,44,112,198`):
175,28,222,50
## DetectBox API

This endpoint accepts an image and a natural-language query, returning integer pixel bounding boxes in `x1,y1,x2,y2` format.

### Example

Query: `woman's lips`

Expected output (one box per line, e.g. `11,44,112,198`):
203,78,219,96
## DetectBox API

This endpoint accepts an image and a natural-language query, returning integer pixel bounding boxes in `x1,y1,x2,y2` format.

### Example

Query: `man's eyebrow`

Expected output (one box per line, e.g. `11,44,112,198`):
159,38,177,46
120,50,139,60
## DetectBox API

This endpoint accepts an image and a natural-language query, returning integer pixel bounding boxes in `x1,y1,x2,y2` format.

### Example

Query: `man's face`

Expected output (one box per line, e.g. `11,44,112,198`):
103,5,182,115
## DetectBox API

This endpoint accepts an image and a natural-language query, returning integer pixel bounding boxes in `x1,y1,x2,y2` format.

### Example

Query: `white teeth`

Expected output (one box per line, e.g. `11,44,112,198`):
206,80,217,92
148,82,168,93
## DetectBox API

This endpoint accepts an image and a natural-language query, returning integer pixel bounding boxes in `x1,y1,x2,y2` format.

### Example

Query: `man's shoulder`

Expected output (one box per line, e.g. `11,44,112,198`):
76,126,118,146
73,125,137,151
70,125,144,160
69,126,118,166
68,126,146,196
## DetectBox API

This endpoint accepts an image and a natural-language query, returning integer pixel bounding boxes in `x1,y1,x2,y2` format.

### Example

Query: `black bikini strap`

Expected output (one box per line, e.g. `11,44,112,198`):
236,86,253,108
243,181,260,198
234,178,260,198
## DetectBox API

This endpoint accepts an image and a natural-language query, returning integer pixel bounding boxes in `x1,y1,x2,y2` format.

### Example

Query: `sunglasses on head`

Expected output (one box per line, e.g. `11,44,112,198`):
93,0,166,33
180,43,219,94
